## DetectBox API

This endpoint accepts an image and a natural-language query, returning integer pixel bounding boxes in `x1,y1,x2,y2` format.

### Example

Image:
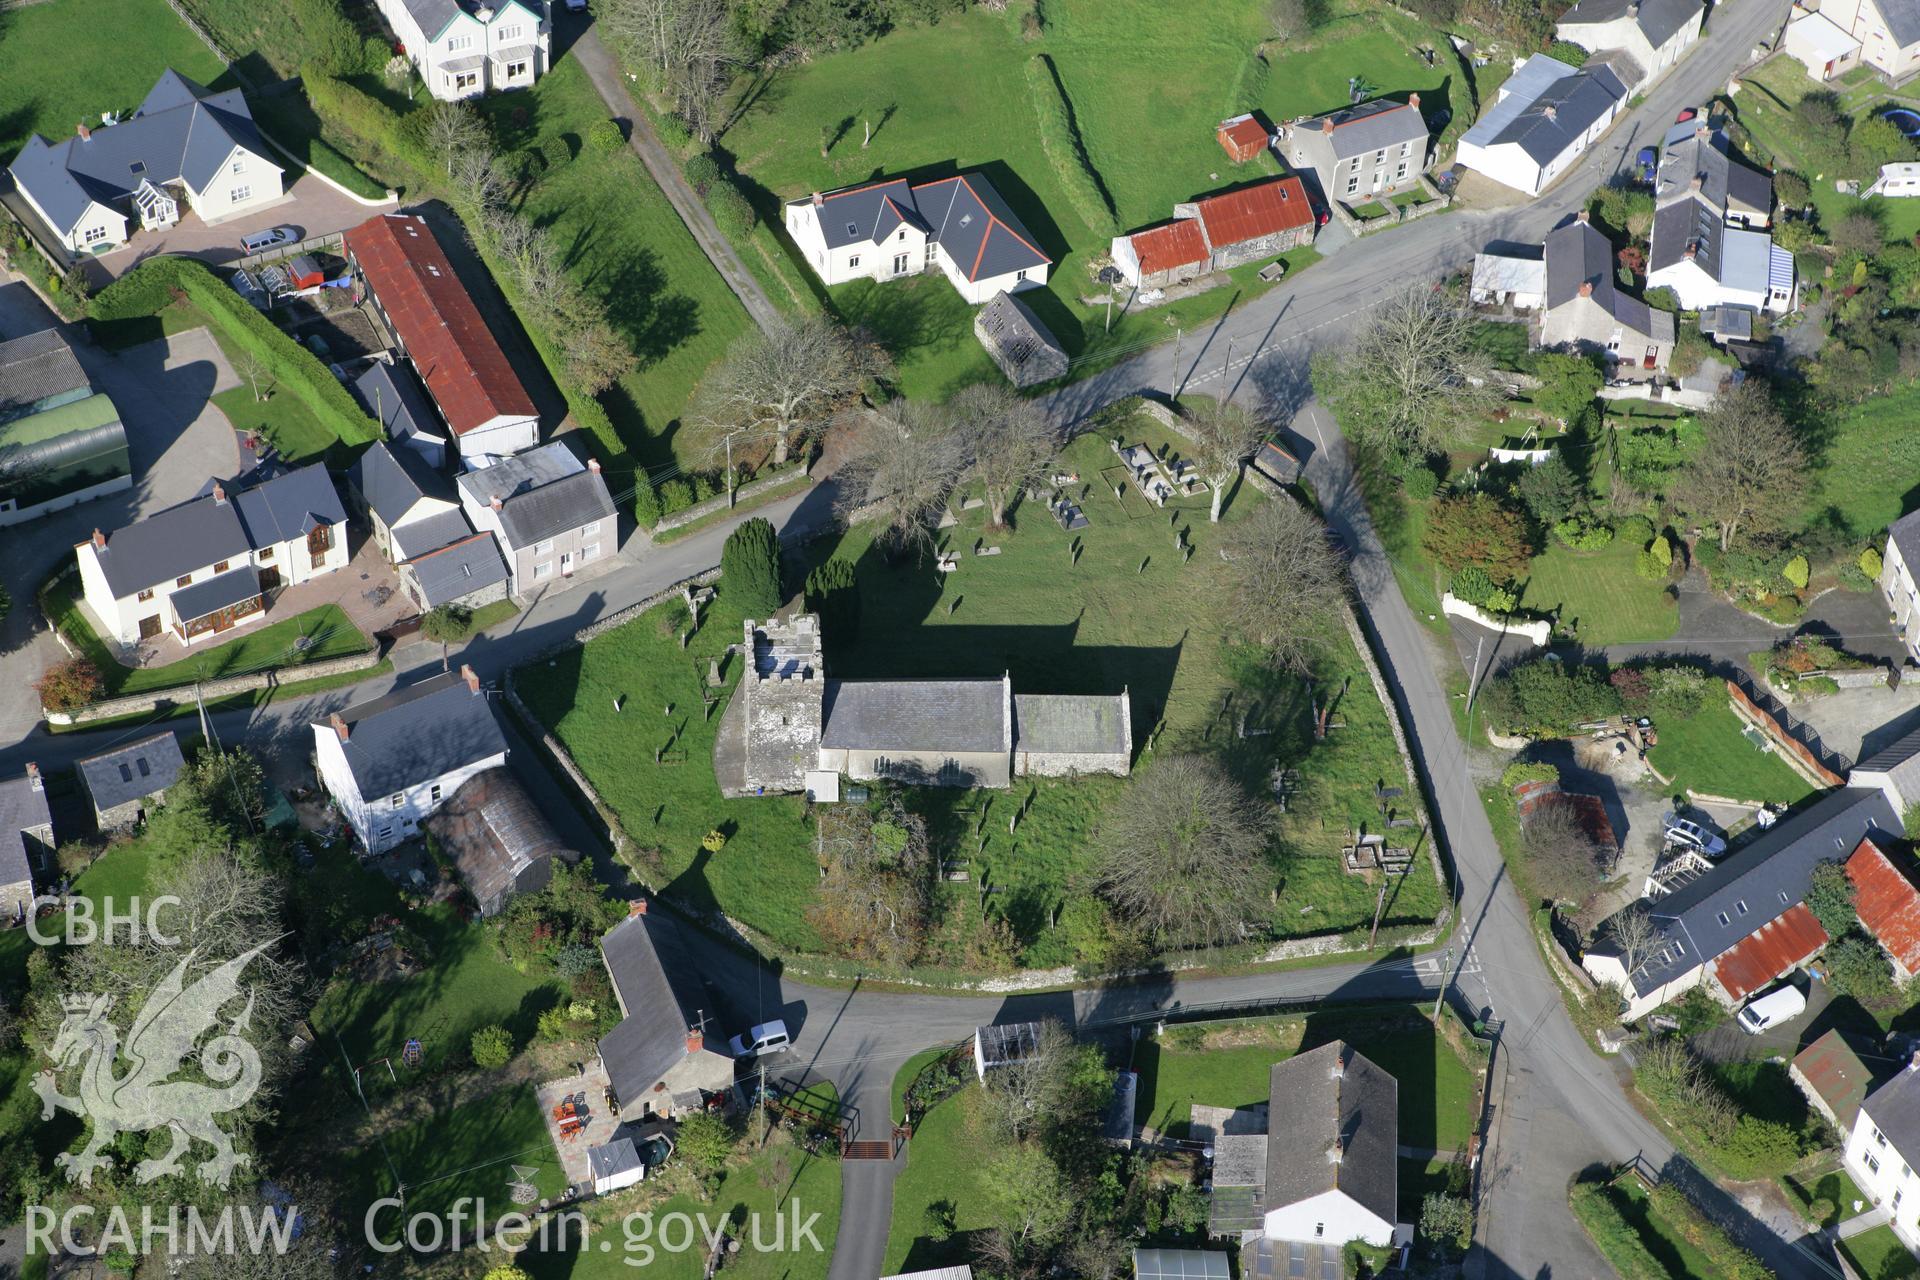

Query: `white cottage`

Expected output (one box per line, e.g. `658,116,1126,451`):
375,0,550,100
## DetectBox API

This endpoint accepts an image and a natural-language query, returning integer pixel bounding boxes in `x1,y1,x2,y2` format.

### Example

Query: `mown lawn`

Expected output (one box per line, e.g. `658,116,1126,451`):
1804,378,1920,541
1518,536,1679,647
481,59,755,475
1129,1006,1480,1151
1740,59,1920,243
1646,700,1817,806
883,1086,1003,1274
0,0,225,159
720,0,1461,397
1781,1160,1867,1228
1841,1224,1920,1280
522,411,1439,967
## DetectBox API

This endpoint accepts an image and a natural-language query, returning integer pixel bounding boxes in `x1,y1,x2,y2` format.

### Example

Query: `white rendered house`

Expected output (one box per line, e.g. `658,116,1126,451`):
1456,55,1629,196
1260,1042,1398,1249
312,667,510,855
1844,1060,1920,1255
376,0,549,100
1555,0,1705,94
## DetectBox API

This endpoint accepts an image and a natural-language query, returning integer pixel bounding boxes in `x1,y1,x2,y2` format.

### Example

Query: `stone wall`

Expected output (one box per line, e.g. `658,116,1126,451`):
653,468,812,536
47,647,383,725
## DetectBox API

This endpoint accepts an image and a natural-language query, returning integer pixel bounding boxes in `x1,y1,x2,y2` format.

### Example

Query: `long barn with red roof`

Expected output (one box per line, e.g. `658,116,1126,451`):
1111,175,1317,290
344,213,540,462
784,171,1052,305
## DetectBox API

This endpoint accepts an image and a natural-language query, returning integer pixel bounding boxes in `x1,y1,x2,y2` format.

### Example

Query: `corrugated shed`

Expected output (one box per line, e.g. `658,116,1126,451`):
1792,1029,1876,1130
1711,903,1828,1002
1129,220,1210,275
1218,115,1269,161
1193,177,1314,250
1849,837,1920,974
344,214,536,438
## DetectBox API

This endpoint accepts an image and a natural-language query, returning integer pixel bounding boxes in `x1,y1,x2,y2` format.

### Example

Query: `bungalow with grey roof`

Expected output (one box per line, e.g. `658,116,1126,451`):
311,666,509,854
1456,54,1629,196
1280,96,1430,207
373,0,549,101
0,765,52,925
596,899,735,1118
6,70,283,255
784,172,1053,305
73,462,347,646
76,731,185,832
1555,0,1705,93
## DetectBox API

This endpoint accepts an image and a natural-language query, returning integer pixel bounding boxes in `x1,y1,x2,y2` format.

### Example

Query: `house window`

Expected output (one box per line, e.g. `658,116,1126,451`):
176,573,193,588
454,71,479,91
1346,175,1360,195
1673,939,1686,956
214,560,230,574
1779,891,1789,904
137,588,155,602
1735,900,1748,916
391,794,404,810
581,520,601,536
1374,148,1387,163
506,61,529,78
892,252,910,274
377,826,392,842
83,225,110,245
1878,1126,1890,1147
308,523,332,569
430,784,442,803
231,157,245,174
1868,1152,1883,1174
449,33,474,50
581,542,600,562
1402,140,1414,156
258,546,274,561
535,538,554,556
230,185,251,203
1314,1224,1324,1238
1395,163,1408,181
499,23,522,39
848,254,861,269
534,561,553,579
1015,269,1028,282
897,230,906,241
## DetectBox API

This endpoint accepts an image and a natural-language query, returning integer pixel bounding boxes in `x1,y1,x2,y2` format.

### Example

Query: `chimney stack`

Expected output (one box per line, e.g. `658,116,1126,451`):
1576,209,1590,223
1579,281,1594,297
26,763,42,792
1543,105,1557,122
90,528,106,551
1325,1140,1344,1165
1695,124,1710,141
1408,92,1420,109
1909,1048,1920,1072
76,122,90,141
461,663,480,694
1684,242,1697,261
490,496,503,512
686,1028,704,1054
1321,117,1335,135
212,481,227,504
329,713,349,743
630,898,649,917
811,191,824,208
1690,175,1703,192
588,456,601,474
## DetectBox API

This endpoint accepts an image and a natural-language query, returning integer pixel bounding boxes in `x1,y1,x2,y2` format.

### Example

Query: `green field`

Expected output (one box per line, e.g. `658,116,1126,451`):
1646,700,1818,806
1518,536,1680,647
1804,379,1920,541
721,0,1460,395
479,59,755,474
882,1085,1005,1274
523,413,1438,969
0,0,226,160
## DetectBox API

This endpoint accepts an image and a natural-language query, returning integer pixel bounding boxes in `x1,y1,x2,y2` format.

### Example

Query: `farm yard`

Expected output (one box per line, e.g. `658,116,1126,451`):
520,405,1442,973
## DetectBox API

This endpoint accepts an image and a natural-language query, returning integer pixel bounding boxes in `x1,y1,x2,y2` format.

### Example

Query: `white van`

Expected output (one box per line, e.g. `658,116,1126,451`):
1737,983,1807,1034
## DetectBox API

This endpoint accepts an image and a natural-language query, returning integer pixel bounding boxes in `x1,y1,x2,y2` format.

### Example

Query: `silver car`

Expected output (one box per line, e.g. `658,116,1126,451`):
1663,813,1727,857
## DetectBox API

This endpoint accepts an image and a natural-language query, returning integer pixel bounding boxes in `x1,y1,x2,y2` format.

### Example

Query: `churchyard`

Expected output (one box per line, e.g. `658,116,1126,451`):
521,402,1443,977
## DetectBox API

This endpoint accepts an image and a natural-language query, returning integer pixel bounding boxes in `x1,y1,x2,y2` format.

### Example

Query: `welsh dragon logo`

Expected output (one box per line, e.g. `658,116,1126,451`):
35,943,270,1188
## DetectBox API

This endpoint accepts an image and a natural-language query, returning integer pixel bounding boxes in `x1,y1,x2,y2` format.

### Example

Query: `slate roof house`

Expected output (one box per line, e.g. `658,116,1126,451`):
1110,176,1316,289
0,764,52,925
1584,726,1920,1018
1646,114,1793,315
7,70,283,255
349,440,509,612
1807,0,1920,81
374,0,550,101
729,613,1132,795
344,213,540,460
1881,508,1920,662
0,329,130,527
311,666,510,855
457,440,616,597
784,172,1053,305
350,358,449,467
1555,0,1705,93
76,731,185,832
1537,214,1676,375
1258,1042,1398,1250
424,766,576,916
596,899,735,1118
1457,55,1629,196
1281,97,1430,207
1844,1055,1920,1254
74,463,348,646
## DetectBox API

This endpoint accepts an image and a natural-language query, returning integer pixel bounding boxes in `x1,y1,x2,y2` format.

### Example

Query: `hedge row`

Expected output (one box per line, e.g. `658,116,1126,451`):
1024,54,1114,238
91,257,379,448
1567,1183,1669,1280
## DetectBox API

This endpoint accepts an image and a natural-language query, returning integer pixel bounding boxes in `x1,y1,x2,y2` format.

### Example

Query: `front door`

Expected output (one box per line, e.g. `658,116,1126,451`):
561,551,574,577
259,565,282,592
138,614,161,640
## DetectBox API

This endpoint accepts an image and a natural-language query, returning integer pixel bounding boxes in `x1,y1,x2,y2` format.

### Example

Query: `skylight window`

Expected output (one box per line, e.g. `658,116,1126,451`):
960,213,974,226
129,161,146,176
847,222,858,236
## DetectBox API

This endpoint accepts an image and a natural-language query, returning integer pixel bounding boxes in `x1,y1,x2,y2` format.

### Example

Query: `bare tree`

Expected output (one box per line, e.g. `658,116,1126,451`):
1310,284,1498,458
234,347,274,403
1217,496,1346,672
1094,754,1271,949
835,399,967,558
692,317,888,471
447,146,505,218
420,101,490,175
978,1019,1075,1143
951,383,1057,526
1183,395,1270,522
602,0,744,143
1604,903,1662,977
1520,799,1609,909
1674,378,1807,551
1269,0,1310,39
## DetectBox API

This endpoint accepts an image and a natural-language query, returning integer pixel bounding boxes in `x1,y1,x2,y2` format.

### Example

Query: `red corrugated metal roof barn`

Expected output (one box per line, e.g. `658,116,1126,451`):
1129,220,1209,276
1194,176,1315,249
1217,114,1270,164
1711,903,1828,1003
344,213,537,439
1848,836,1920,977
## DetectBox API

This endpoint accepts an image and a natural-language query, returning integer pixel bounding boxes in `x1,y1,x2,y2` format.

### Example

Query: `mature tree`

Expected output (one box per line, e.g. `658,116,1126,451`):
448,146,505,217
804,557,861,641
420,101,491,175
471,1024,513,1068
1094,755,1271,949
602,0,744,142
34,656,102,712
1520,799,1609,909
480,211,636,394
978,1019,1077,1143
720,517,783,616
1805,859,1857,938
1311,284,1498,458
1516,453,1584,525
421,602,475,645
550,290,637,394
1792,91,1847,154
691,317,887,472
1216,496,1346,672
979,1145,1074,1254
1184,395,1269,522
1674,378,1806,550
1531,352,1603,425
1850,115,1916,181
951,383,1056,526
1421,492,1533,581
1829,206,1888,257
1774,170,1812,209
835,399,967,559
1604,903,1661,977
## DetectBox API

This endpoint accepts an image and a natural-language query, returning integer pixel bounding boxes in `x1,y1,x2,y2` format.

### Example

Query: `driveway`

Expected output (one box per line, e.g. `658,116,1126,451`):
0,277,241,741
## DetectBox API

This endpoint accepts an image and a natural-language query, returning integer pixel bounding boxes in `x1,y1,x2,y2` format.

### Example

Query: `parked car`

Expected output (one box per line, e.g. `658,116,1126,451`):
565,0,587,9
728,1020,791,1059
241,226,298,254
1738,982,1807,1034
1662,813,1727,857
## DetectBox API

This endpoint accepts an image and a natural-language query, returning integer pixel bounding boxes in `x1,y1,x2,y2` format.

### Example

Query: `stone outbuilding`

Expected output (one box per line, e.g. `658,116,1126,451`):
76,731,185,832
1111,176,1316,290
974,291,1068,388
424,766,578,916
